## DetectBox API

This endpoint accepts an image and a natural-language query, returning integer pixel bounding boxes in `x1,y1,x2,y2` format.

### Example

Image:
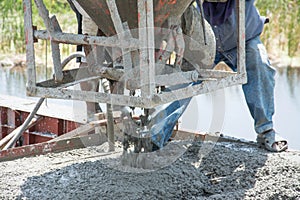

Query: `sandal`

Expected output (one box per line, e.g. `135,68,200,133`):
256,129,288,152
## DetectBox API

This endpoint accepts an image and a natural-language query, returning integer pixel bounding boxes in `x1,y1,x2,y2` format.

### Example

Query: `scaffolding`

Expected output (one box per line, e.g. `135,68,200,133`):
23,0,246,109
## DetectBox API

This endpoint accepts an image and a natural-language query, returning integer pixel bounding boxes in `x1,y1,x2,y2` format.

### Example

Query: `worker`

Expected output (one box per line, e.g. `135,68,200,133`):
150,0,288,152
200,0,288,152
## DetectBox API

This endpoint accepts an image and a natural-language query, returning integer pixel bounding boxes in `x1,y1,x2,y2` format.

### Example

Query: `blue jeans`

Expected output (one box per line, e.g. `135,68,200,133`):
216,35,276,134
150,84,192,148
151,35,275,147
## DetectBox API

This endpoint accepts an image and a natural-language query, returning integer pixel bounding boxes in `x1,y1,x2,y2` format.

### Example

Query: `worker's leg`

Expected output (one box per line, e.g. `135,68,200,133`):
216,35,276,134
214,35,275,134
215,37,287,151
150,84,193,148
242,36,276,134
150,97,192,148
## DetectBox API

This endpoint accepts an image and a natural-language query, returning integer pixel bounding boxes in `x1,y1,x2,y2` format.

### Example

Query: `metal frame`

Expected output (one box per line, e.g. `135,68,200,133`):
23,0,246,109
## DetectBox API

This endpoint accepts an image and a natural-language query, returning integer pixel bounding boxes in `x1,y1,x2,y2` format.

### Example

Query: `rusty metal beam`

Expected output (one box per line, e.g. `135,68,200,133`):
0,134,104,162
3,98,45,150
0,116,42,149
0,128,256,162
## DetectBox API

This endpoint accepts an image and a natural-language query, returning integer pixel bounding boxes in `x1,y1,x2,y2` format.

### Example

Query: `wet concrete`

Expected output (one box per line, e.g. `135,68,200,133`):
0,141,299,199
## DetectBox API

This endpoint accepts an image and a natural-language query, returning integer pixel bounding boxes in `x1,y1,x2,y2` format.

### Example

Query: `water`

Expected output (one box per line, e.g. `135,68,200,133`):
182,67,300,150
0,66,52,98
1,66,300,150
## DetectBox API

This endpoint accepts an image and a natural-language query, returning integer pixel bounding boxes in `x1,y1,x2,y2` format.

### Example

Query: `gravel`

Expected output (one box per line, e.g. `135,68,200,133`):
0,141,299,199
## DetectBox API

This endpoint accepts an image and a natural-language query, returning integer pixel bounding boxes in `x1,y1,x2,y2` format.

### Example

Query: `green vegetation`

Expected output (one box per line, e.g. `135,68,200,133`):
0,0,76,54
1,0,24,53
256,0,300,57
0,0,299,57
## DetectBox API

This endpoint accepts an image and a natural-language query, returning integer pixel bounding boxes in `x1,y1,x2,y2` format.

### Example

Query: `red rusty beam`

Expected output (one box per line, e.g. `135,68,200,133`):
0,107,8,138
1,106,82,146
0,116,43,149
34,117,63,136
0,107,7,125
0,127,258,162
63,120,79,135
0,133,104,162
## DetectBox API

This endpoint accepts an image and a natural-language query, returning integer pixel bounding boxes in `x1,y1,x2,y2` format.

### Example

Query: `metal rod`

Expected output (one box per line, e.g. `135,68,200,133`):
106,0,133,75
30,72,245,109
34,30,139,48
102,79,115,151
3,98,45,150
237,0,246,77
138,0,155,97
50,16,63,81
146,0,156,95
197,0,208,45
34,0,54,33
126,71,198,90
23,0,36,88
61,52,85,69
34,0,64,81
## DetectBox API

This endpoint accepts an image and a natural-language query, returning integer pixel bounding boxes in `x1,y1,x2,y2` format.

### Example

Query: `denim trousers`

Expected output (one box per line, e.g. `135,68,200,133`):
151,35,276,147
216,35,276,134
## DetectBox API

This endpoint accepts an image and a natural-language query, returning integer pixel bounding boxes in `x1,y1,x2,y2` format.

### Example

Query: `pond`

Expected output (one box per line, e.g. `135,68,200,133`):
0,65,299,150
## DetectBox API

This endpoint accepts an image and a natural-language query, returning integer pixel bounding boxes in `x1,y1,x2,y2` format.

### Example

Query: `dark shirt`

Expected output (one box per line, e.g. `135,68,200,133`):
203,0,235,26
203,0,265,52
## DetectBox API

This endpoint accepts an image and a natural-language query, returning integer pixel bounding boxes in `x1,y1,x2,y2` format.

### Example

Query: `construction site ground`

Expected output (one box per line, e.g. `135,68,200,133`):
0,140,299,199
